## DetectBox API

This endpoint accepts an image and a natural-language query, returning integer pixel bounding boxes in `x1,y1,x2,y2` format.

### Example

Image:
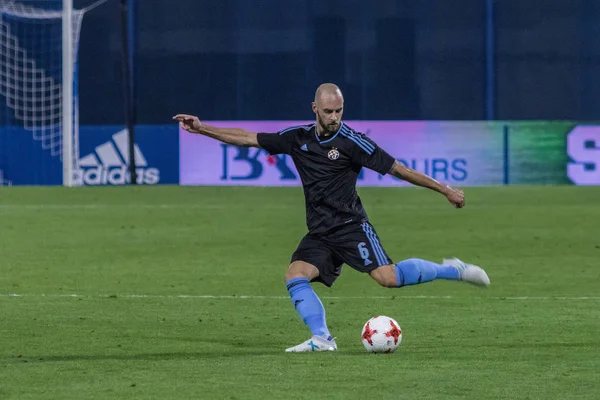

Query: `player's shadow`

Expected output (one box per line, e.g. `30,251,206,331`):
13,348,368,363
10,349,277,364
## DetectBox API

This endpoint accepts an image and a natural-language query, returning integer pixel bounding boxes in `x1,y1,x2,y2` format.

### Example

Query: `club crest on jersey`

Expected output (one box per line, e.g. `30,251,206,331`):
327,148,340,160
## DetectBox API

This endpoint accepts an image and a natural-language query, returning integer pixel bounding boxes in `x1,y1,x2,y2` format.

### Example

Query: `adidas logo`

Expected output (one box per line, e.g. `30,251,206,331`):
300,144,308,152
74,129,160,185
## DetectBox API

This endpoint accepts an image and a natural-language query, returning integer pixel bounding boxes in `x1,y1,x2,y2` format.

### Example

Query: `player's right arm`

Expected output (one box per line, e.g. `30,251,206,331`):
172,114,259,147
174,114,295,155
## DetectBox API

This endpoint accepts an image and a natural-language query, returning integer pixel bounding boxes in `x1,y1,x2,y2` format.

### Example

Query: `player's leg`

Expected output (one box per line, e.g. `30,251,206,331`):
369,257,477,287
357,221,489,287
330,221,489,288
284,261,331,339
370,258,490,288
284,235,341,352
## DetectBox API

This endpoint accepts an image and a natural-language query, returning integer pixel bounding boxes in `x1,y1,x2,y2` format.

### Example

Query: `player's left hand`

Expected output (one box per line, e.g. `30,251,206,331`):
444,186,465,208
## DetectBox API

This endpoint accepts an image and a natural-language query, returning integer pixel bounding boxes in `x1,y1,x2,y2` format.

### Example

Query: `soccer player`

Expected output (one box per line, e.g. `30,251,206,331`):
173,83,490,353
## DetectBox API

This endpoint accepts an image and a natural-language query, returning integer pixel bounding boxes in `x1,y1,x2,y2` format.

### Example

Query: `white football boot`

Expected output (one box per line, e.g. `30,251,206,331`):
285,335,337,353
442,257,490,287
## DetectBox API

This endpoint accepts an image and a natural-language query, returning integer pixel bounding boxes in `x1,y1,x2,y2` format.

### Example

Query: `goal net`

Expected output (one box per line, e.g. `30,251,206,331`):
0,0,85,185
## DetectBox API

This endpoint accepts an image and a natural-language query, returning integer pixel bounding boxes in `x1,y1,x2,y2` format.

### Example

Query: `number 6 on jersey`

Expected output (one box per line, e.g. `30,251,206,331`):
357,242,372,266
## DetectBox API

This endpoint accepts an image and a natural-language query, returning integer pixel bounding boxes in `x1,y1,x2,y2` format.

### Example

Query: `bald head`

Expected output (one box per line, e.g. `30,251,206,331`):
312,83,344,135
314,83,343,105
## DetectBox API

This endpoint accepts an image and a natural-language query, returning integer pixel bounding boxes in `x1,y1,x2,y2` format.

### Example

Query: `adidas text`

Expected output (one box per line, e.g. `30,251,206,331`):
74,166,159,185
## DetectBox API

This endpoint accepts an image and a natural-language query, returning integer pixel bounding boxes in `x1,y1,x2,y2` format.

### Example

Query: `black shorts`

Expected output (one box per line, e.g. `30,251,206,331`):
291,221,393,287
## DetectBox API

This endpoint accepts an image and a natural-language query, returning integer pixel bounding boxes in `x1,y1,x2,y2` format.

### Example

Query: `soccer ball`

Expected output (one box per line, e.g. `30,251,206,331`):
361,315,402,353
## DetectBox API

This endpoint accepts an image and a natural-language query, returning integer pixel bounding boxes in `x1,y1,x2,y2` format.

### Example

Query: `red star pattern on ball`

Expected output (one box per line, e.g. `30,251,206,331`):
385,320,402,345
362,322,377,346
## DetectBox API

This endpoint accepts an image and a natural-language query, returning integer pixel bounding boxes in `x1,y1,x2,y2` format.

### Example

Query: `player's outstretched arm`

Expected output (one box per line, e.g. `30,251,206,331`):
388,161,465,208
172,114,259,147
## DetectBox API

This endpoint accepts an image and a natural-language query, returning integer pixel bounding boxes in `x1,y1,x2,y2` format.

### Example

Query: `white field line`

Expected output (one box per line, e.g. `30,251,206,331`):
0,203,447,210
1,294,599,300
0,204,261,210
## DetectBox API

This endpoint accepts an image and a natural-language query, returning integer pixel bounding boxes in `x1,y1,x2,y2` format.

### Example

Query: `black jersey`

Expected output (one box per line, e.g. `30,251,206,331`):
257,122,395,235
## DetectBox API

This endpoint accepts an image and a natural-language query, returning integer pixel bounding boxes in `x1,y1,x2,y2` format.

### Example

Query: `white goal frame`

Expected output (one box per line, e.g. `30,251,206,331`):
62,0,74,186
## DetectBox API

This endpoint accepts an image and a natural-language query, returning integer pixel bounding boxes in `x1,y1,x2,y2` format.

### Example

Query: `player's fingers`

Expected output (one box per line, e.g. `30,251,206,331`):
452,196,464,208
173,114,194,121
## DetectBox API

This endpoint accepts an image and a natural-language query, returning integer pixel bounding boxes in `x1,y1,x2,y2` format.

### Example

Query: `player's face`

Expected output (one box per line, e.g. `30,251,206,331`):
313,94,344,135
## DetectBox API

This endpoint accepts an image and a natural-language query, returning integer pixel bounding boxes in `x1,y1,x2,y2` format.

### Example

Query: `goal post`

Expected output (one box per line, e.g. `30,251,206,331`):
62,0,73,186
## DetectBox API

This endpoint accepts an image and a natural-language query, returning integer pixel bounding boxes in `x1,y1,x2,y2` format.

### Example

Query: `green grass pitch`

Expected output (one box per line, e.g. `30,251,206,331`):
1,185,599,399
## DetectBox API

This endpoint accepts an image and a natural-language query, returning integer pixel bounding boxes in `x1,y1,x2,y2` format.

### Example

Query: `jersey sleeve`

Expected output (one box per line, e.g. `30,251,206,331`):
256,130,295,155
352,134,395,175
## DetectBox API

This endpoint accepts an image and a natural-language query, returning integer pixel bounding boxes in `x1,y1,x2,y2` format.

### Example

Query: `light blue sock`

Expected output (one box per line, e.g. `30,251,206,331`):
286,278,331,339
395,258,459,287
